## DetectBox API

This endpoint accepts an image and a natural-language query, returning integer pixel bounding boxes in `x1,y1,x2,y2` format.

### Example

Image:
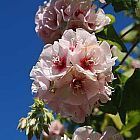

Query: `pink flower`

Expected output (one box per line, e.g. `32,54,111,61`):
35,0,110,44
100,126,124,140
60,28,117,74
42,130,62,140
30,41,70,98
35,65,112,123
59,28,97,53
49,120,64,136
30,60,50,94
42,120,64,140
72,126,124,140
33,28,116,79
39,41,70,79
72,126,101,140
83,8,110,31
30,28,116,123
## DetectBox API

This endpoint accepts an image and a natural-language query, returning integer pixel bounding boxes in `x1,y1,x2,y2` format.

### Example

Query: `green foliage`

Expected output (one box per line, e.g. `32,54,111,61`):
121,24,140,43
119,69,140,124
106,14,116,24
96,25,127,52
17,98,54,140
105,0,140,20
121,69,140,111
112,46,137,84
99,79,123,115
122,111,140,133
99,69,140,126
135,0,140,18
106,0,137,12
121,111,140,139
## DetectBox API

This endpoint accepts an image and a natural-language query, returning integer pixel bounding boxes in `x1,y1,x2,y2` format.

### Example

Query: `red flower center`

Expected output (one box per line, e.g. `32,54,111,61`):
53,56,66,72
80,57,94,70
75,9,84,17
72,79,82,89
71,78,85,94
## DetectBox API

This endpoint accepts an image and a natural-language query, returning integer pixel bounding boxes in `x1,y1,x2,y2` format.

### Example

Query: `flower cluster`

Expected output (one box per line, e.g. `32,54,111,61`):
42,121,124,140
42,120,65,139
17,0,138,139
72,126,124,140
30,28,117,123
35,0,110,43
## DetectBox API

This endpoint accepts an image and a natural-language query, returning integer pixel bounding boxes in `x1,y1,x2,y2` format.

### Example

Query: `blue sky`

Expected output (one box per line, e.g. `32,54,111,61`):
0,0,134,139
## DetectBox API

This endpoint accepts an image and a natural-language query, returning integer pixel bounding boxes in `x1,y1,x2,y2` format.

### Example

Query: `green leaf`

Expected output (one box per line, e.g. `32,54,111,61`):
121,69,140,111
108,114,123,130
119,109,126,125
135,0,140,18
121,111,140,133
100,84,123,115
18,99,54,139
119,69,140,124
106,14,116,24
96,25,127,52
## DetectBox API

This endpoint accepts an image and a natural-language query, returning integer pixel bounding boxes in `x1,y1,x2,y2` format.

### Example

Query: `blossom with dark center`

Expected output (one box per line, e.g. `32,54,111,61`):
80,56,94,70
30,28,116,123
52,56,66,72
60,28,117,74
39,41,70,78
35,65,112,123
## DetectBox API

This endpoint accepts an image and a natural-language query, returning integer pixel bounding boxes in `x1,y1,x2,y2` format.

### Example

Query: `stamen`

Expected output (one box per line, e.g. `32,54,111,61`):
52,56,66,71
80,56,94,70
71,78,84,95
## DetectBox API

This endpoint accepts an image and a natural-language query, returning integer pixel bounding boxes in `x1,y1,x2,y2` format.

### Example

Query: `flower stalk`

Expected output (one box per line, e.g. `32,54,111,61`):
119,39,140,66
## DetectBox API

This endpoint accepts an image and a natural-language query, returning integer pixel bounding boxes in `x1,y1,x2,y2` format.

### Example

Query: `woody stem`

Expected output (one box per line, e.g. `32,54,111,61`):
119,40,139,66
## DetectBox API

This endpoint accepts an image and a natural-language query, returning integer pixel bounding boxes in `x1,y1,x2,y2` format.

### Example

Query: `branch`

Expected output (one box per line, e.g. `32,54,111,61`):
119,40,140,66
120,25,136,39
